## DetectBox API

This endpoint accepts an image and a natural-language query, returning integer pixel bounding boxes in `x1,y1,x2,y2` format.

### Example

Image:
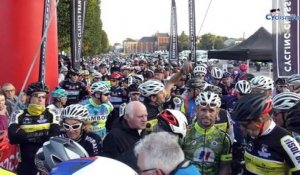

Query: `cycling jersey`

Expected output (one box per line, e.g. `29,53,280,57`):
215,109,235,142
184,97,197,124
47,104,64,122
60,132,102,157
59,79,88,106
8,108,60,175
110,86,127,108
81,98,113,139
244,121,300,175
182,122,232,175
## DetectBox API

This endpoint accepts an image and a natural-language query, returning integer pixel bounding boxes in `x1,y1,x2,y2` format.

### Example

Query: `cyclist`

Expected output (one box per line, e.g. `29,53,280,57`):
211,67,224,88
250,75,273,97
8,82,60,175
182,91,232,175
47,88,68,122
287,74,300,93
81,81,113,139
193,65,207,80
233,93,300,174
273,78,289,96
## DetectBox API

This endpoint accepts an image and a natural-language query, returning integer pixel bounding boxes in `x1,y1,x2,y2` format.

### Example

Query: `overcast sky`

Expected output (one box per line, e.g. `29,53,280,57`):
101,0,272,44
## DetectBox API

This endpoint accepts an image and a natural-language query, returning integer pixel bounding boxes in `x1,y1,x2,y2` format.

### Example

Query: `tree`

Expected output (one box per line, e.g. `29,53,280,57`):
57,0,110,56
178,31,189,52
197,33,228,50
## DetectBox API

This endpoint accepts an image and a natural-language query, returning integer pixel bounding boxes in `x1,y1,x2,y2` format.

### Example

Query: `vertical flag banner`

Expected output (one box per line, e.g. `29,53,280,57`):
188,0,196,62
272,0,300,78
39,0,51,83
169,0,179,63
70,0,86,70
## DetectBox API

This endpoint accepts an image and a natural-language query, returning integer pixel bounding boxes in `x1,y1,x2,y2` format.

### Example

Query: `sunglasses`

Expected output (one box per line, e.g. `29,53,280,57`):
103,93,111,96
131,92,141,96
199,101,218,108
32,93,47,99
62,123,82,130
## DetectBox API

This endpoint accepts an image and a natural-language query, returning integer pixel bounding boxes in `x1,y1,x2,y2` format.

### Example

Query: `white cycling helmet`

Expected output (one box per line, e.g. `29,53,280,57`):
193,66,207,75
50,156,137,175
91,71,102,79
91,81,110,94
235,80,252,94
211,67,223,79
250,76,274,90
272,92,300,110
287,74,300,85
138,80,165,97
195,91,221,108
61,104,89,121
156,109,188,138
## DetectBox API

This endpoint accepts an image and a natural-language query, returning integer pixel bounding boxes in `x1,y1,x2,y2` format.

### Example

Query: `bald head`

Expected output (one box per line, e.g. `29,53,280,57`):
125,101,147,118
1,83,16,99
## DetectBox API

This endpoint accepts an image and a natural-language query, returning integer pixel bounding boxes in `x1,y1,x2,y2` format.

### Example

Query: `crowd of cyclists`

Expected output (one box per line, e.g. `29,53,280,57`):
0,53,300,174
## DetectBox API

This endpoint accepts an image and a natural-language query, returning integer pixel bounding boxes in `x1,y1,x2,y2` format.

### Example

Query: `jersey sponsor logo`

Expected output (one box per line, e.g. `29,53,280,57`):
211,141,218,147
282,137,300,165
246,141,254,152
37,115,47,123
258,144,271,158
87,115,107,121
193,147,215,163
22,117,32,124
85,135,99,154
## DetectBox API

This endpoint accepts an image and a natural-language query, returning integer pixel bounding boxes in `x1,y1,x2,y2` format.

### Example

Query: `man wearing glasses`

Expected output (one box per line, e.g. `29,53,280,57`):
1,83,26,115
60,104,102,157
8,82,60,175
182,92,232,175
233,94,300,175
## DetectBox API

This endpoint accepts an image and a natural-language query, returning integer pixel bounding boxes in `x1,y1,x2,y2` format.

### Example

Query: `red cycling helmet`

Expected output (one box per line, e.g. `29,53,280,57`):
0,130,9,152
239,64,248,72
110,72,122,80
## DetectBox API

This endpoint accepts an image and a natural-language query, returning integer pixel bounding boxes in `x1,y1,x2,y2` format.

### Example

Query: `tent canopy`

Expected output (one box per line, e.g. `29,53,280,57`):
208,27,272,62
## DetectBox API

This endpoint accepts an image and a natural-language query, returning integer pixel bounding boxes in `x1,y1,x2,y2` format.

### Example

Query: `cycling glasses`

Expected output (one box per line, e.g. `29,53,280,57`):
62,123,82,130
198,101,218,108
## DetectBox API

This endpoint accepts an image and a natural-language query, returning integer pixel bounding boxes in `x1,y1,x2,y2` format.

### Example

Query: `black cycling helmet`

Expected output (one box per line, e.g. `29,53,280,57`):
27,82,49,96
275,78,288,86
128,84,139,92
69,68,80,75
286,107,300,134
35,137,89,174
186,78,206,89
232,94,272,121
222,72,231,79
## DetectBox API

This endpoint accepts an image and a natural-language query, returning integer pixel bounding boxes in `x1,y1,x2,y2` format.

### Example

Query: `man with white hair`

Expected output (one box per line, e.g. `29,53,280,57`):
102,101,147,170
135,132,200,175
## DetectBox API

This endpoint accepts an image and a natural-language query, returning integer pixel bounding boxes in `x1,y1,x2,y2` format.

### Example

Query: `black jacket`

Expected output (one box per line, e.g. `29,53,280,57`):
102,118,146,170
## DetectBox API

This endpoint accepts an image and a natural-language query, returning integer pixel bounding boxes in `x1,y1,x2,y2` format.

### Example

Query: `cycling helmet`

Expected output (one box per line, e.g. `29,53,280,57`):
222,72,231,79
60,66,68,73
287,74,300,85
69,68,80,75
275,78,288,86
186,78,206,89
0,130,9,152
91,71,102,79
50,157,138,175
110,72,122,80
239,64,248,71
61,104,89,121
132,74,144,85
193,66,207,75
91,81,110,94
199,63,208,69
35,137,89,174
51,89,68,99
156,109,188,138
82,70,89,76
272,92,300,110
235,80,252,95
128,84,139,92
138,80,164,97
204,85,222,96
233,94,272,121
250,76,274,90
211,67,223,79
27,82,50,96
195,91,221,108
286,107,300,134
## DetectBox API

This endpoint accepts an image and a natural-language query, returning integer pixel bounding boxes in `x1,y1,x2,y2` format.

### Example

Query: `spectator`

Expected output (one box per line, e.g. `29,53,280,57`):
134,132,200,175
0,91,9,130
1,83,26,115
102,101,147,170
